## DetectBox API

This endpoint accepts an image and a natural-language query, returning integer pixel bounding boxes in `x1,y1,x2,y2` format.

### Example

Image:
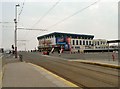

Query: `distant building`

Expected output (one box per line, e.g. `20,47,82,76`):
37,32,120,53
92,39,108,49
37,32,94,52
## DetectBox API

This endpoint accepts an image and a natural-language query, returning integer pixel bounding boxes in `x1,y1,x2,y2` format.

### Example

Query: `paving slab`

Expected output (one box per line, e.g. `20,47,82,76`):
0,55,2,88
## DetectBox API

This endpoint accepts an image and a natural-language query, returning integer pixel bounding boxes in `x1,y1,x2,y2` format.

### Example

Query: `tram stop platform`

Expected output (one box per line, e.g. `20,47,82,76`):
2,60,79,88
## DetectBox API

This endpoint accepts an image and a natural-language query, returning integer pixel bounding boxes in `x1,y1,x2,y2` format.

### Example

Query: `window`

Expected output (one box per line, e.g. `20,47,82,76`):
98,41,99,45
86,41,88,45
83,41,85,45
76,40,78,45
80,40,82,45
95,42,96,45
73,40,75,45
89,41,91,45
103,42,105,44
75,46,80,49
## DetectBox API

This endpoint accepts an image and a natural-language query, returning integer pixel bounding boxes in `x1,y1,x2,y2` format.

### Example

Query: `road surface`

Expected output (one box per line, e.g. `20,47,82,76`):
20,52,119,88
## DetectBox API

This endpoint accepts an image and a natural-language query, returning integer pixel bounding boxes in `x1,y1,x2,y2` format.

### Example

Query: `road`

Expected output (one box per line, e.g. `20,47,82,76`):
49,52,118,61
20,52,119,88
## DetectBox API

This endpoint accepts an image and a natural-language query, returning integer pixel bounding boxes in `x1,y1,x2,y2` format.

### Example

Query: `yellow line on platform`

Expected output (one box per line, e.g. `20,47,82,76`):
28,63,79,87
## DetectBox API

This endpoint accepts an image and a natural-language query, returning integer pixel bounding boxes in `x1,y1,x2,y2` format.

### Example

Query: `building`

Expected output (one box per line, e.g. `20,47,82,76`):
37,32,94,52
92,39,108,49
37,33,120,53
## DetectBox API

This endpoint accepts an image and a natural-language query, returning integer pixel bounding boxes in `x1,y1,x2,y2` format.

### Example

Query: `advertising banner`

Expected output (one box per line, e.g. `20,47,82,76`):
56,37,71,50
39,39,52,46
64,44,70,50
56,37,66,44
66,37,71,44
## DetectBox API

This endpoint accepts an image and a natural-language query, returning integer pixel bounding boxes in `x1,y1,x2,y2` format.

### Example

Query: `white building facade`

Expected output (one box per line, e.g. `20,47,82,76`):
92,39,108,49
37,32,94,52
37,32,110,52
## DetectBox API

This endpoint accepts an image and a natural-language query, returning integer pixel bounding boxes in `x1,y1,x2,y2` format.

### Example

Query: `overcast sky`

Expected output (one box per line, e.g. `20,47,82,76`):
1,0,119,50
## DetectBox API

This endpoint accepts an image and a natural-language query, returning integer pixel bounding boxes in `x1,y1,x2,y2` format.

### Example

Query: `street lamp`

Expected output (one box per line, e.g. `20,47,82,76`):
14,4,20,58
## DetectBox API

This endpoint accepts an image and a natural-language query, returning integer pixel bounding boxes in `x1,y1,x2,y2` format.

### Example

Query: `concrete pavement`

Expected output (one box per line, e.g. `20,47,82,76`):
2,58,79,87
0,54,2,88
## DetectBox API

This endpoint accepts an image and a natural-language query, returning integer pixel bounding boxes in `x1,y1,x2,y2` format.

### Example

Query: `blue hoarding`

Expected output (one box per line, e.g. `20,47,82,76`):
56,37,70,50
56,37,66,43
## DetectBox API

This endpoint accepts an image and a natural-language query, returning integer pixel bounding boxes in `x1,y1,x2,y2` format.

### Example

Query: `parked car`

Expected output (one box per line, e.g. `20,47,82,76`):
43,51,49,55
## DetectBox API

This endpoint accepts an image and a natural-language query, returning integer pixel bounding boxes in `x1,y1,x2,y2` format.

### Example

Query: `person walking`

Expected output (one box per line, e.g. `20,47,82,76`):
57,47,61,56
112,51,115,61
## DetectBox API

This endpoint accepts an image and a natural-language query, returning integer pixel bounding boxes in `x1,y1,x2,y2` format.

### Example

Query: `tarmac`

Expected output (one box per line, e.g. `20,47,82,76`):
42,54,119,69
1,53,120,88
47,52,119,69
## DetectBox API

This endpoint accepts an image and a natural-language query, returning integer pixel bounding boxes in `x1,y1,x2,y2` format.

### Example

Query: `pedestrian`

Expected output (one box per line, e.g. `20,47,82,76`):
51,47,54,54
112,52,115,61
59,48,63,56
58,49,60,53
60,48,63,54
57,48,61,56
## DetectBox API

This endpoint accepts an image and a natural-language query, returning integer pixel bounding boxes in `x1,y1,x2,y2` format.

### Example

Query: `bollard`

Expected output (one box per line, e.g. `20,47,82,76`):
19,54,23,62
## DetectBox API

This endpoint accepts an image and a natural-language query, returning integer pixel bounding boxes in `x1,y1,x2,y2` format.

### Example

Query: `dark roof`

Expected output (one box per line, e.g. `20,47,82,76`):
37,32,94,40
107,40,120,43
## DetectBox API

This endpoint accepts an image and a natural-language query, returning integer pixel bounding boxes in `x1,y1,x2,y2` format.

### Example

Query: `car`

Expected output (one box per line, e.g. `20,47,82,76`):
43,51,49,55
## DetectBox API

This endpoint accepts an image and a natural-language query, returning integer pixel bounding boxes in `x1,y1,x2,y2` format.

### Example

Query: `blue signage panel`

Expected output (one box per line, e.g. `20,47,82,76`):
56,37,70,50
56,37,66,43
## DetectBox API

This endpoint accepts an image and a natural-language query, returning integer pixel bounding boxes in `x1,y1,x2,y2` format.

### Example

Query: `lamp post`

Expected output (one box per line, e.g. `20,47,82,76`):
14,4,20,58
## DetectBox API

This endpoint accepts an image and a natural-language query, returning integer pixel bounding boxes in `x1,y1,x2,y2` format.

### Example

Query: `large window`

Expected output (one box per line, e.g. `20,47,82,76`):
89,41,91,45
72,40,75,45
86,41,88,45
98,41,99,45
83,41,85,45
80,40,82,45
76,40,78,45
